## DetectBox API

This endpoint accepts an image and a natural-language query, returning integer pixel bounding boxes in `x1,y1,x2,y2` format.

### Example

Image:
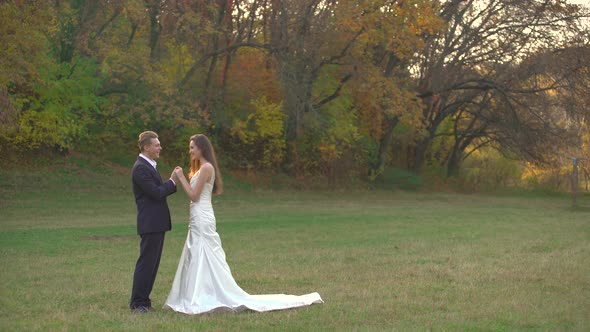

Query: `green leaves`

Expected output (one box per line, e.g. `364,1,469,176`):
17,57,104,150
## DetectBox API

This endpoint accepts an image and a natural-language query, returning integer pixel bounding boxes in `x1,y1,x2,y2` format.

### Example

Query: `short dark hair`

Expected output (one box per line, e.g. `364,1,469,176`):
138,131,158,152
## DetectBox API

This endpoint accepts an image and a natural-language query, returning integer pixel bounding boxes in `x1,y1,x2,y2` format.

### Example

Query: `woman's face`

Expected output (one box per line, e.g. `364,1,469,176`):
189,140,201,161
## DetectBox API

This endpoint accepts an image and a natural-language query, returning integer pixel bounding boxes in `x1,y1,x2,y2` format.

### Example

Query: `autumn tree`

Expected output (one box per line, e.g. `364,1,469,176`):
412,0,589,176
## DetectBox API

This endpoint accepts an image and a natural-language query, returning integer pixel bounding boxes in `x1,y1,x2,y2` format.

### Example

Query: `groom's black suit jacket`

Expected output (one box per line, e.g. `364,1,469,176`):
132,156,177,235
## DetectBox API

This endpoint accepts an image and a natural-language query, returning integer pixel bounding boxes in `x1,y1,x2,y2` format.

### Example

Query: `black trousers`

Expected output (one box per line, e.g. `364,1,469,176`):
130,232,165,309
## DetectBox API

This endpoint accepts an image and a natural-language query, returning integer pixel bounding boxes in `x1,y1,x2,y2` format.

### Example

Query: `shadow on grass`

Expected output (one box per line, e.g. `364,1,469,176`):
80,235,136,242
566,206,590,213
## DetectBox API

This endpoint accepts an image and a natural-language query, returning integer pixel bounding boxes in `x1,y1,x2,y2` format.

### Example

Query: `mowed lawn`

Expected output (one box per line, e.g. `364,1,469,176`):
0,168,589,331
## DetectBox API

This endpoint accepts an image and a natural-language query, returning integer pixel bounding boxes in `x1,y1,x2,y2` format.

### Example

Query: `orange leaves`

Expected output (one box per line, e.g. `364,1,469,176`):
335,0,442,61
226,48,281,103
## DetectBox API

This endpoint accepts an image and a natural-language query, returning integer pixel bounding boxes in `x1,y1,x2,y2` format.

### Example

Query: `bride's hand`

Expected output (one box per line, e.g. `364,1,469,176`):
174,167,183,178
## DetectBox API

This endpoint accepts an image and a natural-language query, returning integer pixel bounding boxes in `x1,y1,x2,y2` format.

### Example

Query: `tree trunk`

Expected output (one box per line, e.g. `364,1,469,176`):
446,132,477,177
277,55,315,175
220,53,232,103
370,116,399,178
410,138,429,173
446,143,462,177
146,0,162,62
203,0,229,105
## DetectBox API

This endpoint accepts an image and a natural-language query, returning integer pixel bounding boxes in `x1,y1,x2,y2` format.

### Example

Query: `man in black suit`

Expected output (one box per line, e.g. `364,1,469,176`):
130,131,177,313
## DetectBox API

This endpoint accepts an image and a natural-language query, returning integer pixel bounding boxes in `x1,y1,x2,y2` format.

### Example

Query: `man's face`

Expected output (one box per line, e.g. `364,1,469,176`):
144,138,162,160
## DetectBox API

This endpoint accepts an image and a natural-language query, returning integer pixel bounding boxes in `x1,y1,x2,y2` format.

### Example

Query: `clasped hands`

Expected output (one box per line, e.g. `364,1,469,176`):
171,166,184,181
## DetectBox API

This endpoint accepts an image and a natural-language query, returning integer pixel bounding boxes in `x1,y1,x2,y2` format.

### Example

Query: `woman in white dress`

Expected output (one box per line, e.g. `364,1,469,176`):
164,134,323,315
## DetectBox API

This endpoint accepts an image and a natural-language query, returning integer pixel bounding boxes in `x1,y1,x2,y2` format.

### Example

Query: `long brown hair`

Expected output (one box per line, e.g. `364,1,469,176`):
189,134,223,195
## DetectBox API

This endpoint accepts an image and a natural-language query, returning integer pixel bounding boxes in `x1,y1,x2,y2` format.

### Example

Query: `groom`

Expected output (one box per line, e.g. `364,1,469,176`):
130,131,177,313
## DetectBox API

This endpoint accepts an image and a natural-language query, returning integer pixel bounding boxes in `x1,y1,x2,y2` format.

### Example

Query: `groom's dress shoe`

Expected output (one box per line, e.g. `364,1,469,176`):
131,306,150,313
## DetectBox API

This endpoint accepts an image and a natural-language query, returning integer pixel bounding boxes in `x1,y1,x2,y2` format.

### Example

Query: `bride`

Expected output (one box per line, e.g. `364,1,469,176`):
164,134,323,314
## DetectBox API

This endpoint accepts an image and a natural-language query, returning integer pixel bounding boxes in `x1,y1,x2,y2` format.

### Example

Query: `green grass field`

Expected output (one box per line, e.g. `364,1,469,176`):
1,163,589,331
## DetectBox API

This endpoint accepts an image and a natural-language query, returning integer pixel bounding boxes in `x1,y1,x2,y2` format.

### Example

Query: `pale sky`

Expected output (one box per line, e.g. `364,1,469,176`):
569,0,589,5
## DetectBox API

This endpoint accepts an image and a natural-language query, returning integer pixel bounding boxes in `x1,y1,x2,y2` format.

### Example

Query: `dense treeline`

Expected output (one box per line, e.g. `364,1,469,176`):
1,0,589,188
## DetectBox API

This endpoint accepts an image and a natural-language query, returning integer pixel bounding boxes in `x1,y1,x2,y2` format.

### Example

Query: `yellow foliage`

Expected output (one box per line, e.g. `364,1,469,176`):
230,97,285,169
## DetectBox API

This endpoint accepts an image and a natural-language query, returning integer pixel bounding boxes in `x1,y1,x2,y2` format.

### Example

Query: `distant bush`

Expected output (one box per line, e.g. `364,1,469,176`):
460,149,522,190
373,167,423,191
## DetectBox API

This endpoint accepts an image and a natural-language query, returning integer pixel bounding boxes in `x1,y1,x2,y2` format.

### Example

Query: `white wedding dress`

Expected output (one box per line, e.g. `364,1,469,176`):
164,169,323,315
